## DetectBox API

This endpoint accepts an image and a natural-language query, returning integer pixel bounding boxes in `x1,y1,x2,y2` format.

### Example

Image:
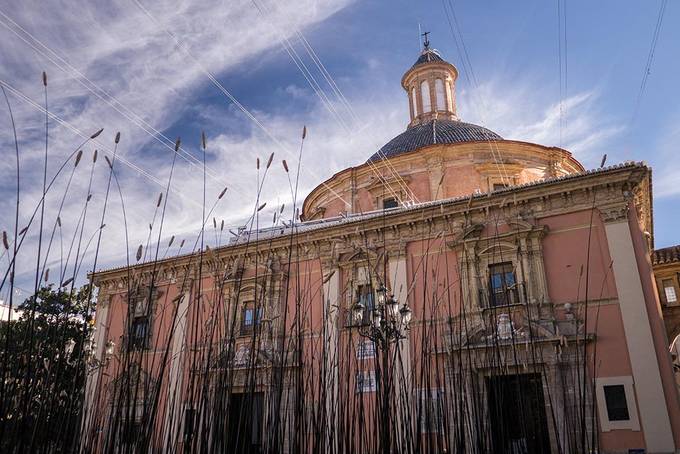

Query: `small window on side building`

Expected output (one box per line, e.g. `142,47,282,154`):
603,384,630,421
663,279,677,303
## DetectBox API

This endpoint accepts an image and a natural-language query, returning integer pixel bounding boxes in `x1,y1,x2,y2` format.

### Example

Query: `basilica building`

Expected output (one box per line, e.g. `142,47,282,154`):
84,41,680,454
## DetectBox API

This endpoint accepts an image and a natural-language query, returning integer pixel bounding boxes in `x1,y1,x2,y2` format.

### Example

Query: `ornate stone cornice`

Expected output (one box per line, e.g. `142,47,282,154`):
93,163,650,287
599,202,629,224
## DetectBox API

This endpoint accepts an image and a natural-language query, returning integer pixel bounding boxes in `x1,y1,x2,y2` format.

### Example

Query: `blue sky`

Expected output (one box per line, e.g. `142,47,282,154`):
0,0,677,295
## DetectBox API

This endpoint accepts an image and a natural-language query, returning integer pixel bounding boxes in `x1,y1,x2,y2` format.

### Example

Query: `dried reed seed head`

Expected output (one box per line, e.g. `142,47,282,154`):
2,231,8,250
282,160,289,172
266,152,274,169
44,268,49,282
273,212,277,223
280,204,285,213
257,203,266,212
19,226,28,236
175,137,181,152
42,71,47,86
157,192,163,207
213,218,217,228
100,224,106,229
87,194,92,202
302,125,307,139
136,245,143,261
256,157,260,169
57,216,61,227
149,223,152,230
180,239,185,248
600,154,607,168
61,277,73,288
220,220,224,231
218,187,228,199
168,235,175,247
90,128,104,139
201,131,206,150
92,149,98,163
105,156,113,169
75,150,83,167
114,132,121,144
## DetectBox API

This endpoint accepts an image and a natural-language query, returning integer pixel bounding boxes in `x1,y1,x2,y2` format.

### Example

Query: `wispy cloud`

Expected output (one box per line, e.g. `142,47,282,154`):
0,0,355,290
458,79,624,165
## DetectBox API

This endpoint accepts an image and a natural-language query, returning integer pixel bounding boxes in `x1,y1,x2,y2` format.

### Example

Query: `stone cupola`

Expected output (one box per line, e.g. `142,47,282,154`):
401,36,459,128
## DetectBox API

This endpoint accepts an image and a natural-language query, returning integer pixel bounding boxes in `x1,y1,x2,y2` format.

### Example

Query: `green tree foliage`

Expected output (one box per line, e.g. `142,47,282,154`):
0,284,96,452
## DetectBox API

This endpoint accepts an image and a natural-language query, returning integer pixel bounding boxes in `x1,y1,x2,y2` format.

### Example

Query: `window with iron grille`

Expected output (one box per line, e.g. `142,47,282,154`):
488,262,518,307
240,305,262,335
383,197,399,209
356,284,375,325
129,316,150,350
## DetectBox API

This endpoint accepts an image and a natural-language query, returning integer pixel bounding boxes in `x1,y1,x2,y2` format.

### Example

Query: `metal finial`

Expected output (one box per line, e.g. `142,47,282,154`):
421,31,430,50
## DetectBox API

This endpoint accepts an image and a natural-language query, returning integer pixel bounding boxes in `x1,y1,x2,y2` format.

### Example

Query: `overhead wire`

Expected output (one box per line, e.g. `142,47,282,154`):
630,0,668,128
251,0,420,207
441,0,513,187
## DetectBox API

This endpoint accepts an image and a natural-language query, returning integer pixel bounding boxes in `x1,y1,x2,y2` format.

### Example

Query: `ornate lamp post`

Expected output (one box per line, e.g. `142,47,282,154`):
351,283,412,453
351,284,412,345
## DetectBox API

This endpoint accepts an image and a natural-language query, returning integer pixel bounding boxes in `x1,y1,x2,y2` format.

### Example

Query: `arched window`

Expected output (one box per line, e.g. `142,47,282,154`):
411,87,419,116
435,79,446,111
446,82,453,111
420,80,432,113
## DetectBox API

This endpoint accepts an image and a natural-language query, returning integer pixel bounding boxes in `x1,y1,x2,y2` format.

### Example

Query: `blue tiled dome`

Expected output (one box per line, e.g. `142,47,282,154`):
412,49,444,68
368,119,502,162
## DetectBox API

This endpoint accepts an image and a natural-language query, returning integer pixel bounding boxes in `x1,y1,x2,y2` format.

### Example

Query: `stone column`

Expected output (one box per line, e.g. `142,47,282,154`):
602,205,674,452
82,291,111,447
322,266,340,452
389,255,412,446
164,290,190,451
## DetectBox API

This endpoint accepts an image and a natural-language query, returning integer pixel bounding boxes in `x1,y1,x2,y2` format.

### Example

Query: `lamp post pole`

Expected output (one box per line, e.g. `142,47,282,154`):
351,283,412,454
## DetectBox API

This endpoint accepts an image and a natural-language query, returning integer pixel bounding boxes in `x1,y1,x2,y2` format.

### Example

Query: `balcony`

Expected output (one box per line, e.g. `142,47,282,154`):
479,282,527,308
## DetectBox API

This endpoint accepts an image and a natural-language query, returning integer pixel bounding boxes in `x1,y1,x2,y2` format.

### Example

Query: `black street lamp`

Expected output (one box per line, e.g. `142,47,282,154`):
351,284,412,346
351,283,412,453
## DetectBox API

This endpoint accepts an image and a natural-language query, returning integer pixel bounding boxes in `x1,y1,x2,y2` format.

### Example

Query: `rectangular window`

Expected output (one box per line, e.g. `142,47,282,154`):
356,284,375,325
420,389,444,434
603,384,630,421
488,262,518,307
355,370,377,393
663,279,677,303
183,408,196,443
241,306,263,335
357,340,376,359
129,316,150,350
383,198,399,209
